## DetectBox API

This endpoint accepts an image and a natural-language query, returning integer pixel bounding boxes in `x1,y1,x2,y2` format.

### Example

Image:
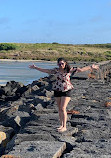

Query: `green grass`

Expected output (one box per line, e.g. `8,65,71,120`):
0,43,111,62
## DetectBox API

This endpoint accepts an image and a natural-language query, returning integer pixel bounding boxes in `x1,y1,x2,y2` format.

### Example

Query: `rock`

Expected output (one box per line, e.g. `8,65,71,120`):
0,126,14,156
4,81,24,96
17,102,32,113
0,88,5,96
0,132,6,144
31,85,40,92
0,81,27,102
34,103,43,111
15,86,28,97
32,78,49,88
33,96,51,108
37,89,54,97
14,116,21,127
63,141,111,158
2,111,30,132
7,141,66,158
0,61,111,157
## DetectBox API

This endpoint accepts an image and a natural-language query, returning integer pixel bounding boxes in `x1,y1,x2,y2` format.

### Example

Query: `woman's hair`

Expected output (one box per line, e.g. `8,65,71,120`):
57,57,70,73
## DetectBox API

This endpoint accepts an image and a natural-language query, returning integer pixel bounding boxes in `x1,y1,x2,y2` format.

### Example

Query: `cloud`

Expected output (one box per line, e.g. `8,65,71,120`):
0,17,10,25
90,16,103,23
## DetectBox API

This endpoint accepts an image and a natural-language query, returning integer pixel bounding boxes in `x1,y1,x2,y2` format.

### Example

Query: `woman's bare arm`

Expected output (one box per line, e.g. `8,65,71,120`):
29,64,51,73
77,64,99,72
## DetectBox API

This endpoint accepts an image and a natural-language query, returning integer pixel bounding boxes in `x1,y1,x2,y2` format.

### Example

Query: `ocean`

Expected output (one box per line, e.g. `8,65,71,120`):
0,60,56,86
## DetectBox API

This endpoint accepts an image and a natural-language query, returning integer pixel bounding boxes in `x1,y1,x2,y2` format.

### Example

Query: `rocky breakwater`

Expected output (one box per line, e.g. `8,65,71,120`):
0,61,111,158
89,60,111,81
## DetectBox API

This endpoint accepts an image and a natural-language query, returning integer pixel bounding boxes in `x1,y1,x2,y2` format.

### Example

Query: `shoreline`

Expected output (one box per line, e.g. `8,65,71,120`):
0,59,94,64
0,59,76,64
0,59,57,63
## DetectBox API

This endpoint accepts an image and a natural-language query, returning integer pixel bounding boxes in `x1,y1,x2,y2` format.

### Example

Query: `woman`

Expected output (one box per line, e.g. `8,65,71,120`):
29,58,99,132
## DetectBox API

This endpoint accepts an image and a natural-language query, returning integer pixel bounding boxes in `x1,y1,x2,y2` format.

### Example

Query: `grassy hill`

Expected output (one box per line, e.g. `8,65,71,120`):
0,43,111,62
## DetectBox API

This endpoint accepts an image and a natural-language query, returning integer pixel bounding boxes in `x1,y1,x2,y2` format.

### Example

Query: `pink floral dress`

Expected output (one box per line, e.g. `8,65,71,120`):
51,68,77,92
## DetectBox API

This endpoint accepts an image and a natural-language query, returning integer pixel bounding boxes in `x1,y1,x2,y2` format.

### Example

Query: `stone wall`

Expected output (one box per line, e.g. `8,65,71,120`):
91,60,111,81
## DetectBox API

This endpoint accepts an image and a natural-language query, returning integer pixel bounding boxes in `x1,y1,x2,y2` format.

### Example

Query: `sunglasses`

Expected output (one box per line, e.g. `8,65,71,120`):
59,63,65,66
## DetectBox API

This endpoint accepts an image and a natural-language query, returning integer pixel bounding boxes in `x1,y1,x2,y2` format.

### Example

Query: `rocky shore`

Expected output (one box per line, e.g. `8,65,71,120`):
0,61,111,158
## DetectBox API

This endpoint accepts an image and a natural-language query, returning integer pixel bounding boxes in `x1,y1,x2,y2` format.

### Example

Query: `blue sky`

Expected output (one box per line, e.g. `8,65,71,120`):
0,0,111,44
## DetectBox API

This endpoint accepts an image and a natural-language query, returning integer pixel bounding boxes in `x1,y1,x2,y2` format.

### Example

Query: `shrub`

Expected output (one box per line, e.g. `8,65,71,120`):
90,57,105,62
0,43,16,50
84,44,111,48
52,42,59,44
87,52,94,56
104,51,111,57
80,51,87,55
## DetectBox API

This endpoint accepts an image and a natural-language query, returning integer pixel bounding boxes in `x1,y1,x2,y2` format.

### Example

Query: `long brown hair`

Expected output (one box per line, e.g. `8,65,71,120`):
57,58,70,73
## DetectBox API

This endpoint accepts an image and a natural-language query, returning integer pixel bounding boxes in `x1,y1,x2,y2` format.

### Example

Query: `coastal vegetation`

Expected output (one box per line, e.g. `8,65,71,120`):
0,43,111,62
0,43,16,50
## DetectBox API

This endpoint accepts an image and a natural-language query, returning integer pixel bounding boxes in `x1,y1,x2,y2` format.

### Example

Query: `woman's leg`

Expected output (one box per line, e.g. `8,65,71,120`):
55,97,63,129
59,96,71,132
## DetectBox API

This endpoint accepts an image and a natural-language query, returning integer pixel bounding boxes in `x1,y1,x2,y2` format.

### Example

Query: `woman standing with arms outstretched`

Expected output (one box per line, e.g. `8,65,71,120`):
29,58,99,132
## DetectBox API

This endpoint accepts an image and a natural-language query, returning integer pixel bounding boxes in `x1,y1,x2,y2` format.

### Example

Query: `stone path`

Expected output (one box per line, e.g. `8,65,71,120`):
1,79,110,158
7,141,66,158
61,80,111,158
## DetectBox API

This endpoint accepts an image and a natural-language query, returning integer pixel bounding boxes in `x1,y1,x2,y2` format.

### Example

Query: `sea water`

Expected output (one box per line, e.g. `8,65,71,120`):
0,60,56,86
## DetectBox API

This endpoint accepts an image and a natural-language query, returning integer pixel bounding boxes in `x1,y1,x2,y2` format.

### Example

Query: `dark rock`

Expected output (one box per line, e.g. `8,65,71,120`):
15,85,28,96
7,141,66,158
0,126,15,156
0,61,111,157
0,88,5,96
1,110,31,133
34,103,44,111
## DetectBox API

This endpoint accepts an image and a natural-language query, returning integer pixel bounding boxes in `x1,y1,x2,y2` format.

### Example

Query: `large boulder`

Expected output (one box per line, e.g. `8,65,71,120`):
0,81,27,102
4,81,24,96
0,126,14,156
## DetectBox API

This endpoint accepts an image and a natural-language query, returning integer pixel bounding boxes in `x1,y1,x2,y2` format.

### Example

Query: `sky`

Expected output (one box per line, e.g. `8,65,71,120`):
0,0,111,44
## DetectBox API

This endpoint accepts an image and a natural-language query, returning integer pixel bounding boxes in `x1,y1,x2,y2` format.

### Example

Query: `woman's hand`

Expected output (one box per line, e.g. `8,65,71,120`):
29,63,51,73
29,64,36,69
76,64,99,72
91,64,99,70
